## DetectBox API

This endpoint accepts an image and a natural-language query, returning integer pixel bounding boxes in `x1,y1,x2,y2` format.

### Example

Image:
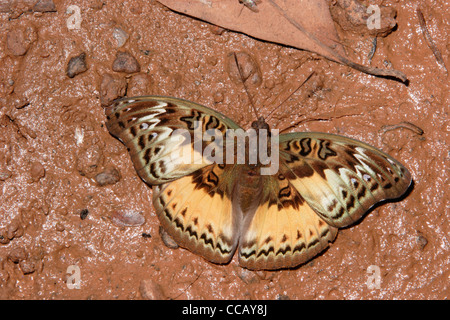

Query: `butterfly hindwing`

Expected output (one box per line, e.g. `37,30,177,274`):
278,133,412,228
239,173,338,270
153,164,241,264
105,96,241,185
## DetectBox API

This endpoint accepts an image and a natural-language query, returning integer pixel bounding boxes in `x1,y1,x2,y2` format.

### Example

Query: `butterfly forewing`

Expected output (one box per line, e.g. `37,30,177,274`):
105,96,241,185
278,133,412,228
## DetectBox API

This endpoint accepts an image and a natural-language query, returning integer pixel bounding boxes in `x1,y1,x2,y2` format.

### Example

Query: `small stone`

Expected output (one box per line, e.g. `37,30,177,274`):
235,266,260,285
89,0,104,10
80,209,89,220
19,259,37,274
100,73,127,106
416,232,428,249
55,222,65,232
67,52,88,78
33,0,56,12
30,161,45,182
8,247,26,263
127,73,152,97
139,279,166,300
95,167,120,186
0,230,10,245
76,143,103,177
159,226,179,249
209,25,225,35
112,51,141,73
0,168,12,181
112,27,129,48
11,93,30,109
6,219,23,240
7,29,29,56
110,209,145,227
213,91,224,104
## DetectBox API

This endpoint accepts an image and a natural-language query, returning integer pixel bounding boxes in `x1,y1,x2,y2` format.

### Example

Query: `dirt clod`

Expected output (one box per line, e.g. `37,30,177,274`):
100,73,127,107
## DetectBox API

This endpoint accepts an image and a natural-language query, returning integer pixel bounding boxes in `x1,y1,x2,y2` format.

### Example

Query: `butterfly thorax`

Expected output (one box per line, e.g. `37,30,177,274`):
235,165,263,215
251,116,270,134
233,117,271,215
249,115,272,164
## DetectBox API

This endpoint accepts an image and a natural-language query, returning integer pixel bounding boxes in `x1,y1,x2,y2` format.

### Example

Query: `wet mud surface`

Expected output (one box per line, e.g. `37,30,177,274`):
0,0,448,299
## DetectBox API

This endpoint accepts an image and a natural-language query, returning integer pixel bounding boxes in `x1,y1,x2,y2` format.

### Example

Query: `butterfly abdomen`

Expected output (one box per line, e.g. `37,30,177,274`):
234,165,264,215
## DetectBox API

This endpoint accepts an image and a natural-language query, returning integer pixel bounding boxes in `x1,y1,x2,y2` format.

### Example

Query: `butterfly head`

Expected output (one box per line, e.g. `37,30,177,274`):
251,116,270,133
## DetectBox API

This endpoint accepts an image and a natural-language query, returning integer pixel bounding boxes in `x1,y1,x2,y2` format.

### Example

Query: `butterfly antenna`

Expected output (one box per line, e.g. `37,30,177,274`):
233,52,260,119
265,71,314,122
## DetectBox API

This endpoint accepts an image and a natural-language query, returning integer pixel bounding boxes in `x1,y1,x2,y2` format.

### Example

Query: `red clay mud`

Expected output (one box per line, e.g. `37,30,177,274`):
0,0,448,299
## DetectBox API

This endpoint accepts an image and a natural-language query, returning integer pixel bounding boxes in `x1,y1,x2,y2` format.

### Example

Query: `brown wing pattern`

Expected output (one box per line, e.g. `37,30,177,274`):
105,96,241,185
238,173,338,270
152,164,241,264
278,133,412,228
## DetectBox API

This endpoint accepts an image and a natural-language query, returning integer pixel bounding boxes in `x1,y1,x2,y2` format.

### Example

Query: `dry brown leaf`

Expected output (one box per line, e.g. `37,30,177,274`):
157,0,407,82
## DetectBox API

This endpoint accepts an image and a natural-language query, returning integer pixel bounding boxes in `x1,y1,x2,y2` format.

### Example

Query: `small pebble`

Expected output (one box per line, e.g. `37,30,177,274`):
139,279,166,300
11,93,30,109
416,232,428,249
209,25,225,35
0,232,9,245
95,167,120,186
7,29,29,56
159,226,179,249
213,91,224,103
19,259,37,275
113,27,129,48
6,219,23,240
55,222,65,232
30,161,45,182
33,0,56,12
127,73,152,97
80,208,89,220
112,51,141,73
100,73,127,106
8,247,26,263
0,168,12,181
67,52,88,78
235,266,260,285
276,294,290,300
110,209,145,227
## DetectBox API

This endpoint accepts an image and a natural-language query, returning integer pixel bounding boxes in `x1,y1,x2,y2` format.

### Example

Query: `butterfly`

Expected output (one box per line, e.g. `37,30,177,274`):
105,95,412,270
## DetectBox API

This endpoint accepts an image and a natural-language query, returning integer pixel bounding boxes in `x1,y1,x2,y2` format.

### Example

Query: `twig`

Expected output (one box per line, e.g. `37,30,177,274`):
267,0,408,83
416,8,448,73
172,269,204,300
368,37,377,62
279,112,363,134
233,52,260,119
381,121,424,135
